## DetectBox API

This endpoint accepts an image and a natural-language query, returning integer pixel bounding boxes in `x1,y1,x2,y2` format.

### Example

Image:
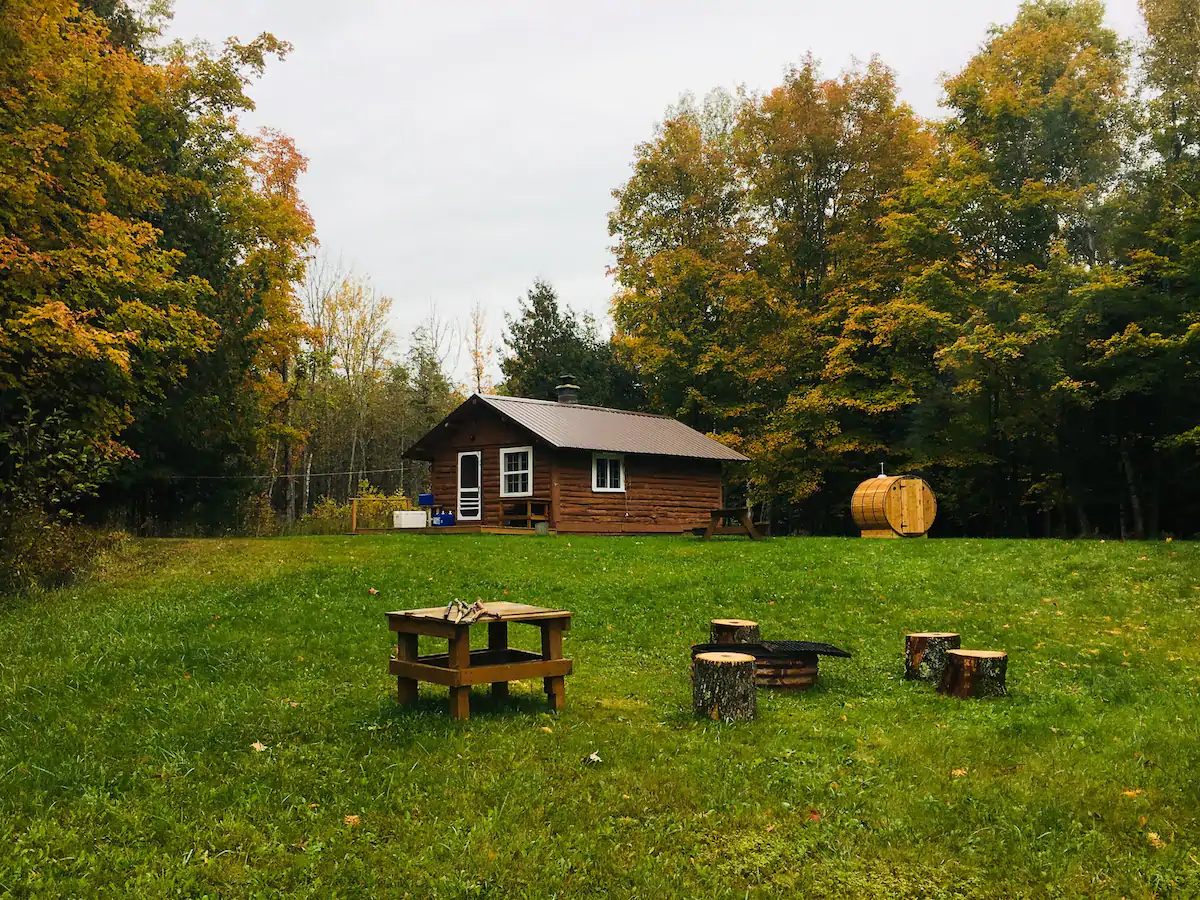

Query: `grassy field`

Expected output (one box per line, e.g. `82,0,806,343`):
0,535,1197,898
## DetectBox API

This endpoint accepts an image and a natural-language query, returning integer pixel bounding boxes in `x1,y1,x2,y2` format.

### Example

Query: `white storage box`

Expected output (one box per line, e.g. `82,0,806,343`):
393,510,427,529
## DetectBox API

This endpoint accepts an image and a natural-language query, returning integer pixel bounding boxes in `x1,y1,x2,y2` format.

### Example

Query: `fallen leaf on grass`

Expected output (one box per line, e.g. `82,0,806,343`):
1121,789,1143,797
540,726,553,734
368,588,378,596
952,767,968,778
308,803,319,808
1148,832,1166,850
583,751,601,765
251,741,266,752
765,824,776,833
344,815,360,827
807,809,821,822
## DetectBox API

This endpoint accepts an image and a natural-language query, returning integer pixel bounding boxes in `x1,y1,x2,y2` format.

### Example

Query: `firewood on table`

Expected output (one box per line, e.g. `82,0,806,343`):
938,649,1008,699
904,632,961,682
710,619,760,644
692,652,757,722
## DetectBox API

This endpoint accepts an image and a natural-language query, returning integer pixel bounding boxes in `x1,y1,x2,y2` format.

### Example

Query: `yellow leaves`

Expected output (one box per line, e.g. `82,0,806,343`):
1147,832,1167,850
951,767,969,778
250,741,266,752
344,815,360,827
10,301,134,373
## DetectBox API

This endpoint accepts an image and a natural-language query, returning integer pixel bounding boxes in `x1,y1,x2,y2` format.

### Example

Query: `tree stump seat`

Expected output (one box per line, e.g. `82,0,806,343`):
692,651,757,722
938,649,1008,699
904,632,961,682
710,618,760,644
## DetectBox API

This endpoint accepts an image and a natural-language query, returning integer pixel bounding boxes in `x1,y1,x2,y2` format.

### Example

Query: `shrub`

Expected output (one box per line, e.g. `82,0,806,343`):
292,482,417,535
0,506,124,596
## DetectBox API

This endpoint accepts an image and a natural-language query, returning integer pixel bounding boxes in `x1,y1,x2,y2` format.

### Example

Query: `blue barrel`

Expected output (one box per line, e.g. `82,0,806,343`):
418,493,435,507
431,512,456,527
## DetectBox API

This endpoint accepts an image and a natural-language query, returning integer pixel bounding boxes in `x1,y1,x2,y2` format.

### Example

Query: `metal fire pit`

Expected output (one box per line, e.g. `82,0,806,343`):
690,640,851,691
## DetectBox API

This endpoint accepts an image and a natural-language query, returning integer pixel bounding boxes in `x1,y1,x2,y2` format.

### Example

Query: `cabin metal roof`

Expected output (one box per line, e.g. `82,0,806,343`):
406,394,749,462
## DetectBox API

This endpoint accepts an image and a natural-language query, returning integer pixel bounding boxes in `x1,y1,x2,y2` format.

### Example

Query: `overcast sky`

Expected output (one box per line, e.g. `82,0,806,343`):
166,0,1145,373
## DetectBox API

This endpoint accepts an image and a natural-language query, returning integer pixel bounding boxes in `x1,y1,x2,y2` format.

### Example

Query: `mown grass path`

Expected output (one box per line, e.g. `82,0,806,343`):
1,536,1197,898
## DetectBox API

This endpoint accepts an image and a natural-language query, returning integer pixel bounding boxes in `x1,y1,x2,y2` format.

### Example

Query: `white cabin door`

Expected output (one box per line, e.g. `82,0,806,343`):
457,451,482,521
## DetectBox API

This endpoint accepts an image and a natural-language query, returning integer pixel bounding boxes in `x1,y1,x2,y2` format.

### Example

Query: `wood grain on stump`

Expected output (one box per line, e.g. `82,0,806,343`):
904,632,961,682
937,649,1008,699
710,619,760,644
693,652,757,722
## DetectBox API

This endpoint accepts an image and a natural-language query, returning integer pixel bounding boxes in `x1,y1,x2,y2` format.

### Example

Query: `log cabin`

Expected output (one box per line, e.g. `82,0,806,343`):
403,383,749,534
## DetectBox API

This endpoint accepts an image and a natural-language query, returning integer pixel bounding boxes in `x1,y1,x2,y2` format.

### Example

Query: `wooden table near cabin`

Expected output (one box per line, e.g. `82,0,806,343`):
386,602,573,720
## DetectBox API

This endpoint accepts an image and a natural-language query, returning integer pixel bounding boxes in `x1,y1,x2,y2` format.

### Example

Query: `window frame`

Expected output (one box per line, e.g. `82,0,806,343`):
498,445,534,498
591,452,626,493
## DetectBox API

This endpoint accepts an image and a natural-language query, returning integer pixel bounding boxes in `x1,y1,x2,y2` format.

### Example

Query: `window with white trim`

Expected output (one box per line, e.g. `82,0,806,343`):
592,453,625,492
499,446,533,497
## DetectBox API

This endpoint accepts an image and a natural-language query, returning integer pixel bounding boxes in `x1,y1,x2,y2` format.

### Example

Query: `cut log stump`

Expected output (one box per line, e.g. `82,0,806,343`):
693,652,757,722
710,619,760,644
904,632,961,682
938,649,1008,699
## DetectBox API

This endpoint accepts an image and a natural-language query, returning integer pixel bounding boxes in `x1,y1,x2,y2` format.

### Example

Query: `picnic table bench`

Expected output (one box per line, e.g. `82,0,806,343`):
386,602,573,720
699,507,765,540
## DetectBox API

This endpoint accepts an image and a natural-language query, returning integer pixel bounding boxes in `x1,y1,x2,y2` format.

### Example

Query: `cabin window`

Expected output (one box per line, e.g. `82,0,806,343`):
499,446,533,497
592,453,625,493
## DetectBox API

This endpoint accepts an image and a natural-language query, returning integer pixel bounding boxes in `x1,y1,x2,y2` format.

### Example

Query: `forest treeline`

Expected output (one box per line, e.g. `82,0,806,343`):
608,0,1200,539
0,0,465,586
1,0,1197,591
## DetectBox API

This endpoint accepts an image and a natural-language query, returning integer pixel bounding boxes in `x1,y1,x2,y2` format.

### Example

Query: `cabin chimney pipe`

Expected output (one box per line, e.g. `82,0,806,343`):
555,376,580,405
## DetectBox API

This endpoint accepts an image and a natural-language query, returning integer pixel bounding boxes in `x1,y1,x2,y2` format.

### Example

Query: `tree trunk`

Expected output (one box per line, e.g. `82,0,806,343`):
283,443,296,524
301,448,312,516
711,619,760,644
693,652,757,722
282,355,295,524
938,650,1008,699
266,442,280,509
904,632,961,682
1120,437,1145,539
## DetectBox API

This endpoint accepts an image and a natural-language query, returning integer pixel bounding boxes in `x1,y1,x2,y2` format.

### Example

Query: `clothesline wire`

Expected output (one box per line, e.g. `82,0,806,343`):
161,466,414,481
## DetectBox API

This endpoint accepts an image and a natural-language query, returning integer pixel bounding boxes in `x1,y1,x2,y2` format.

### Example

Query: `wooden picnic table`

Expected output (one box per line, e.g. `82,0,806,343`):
700,507,765,540
385,602,573,720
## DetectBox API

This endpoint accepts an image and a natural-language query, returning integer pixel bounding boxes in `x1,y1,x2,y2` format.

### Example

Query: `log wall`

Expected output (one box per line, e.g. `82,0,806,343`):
551,450,722,533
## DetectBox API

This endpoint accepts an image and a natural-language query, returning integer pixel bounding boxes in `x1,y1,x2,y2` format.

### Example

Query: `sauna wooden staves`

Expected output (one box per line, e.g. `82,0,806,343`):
851,475,937,538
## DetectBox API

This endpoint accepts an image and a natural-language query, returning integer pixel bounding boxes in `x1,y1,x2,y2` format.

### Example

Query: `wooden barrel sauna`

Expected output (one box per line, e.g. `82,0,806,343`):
851,475,936,538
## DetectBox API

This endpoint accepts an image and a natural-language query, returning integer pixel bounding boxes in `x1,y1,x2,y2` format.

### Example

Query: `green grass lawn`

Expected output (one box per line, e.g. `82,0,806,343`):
1,535,1197,898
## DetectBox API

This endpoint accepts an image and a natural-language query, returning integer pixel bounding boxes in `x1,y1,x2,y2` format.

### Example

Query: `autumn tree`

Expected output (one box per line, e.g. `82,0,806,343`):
610,68,927,522
466,300,495,393
0,0,214,534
